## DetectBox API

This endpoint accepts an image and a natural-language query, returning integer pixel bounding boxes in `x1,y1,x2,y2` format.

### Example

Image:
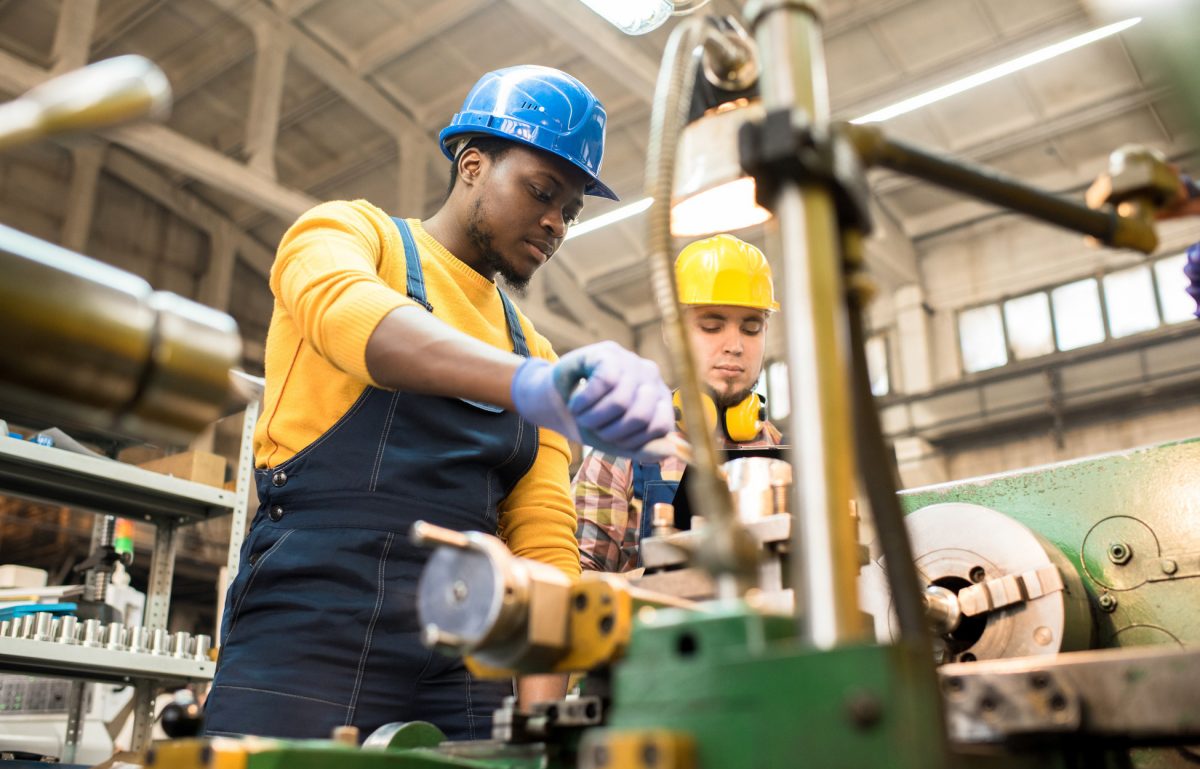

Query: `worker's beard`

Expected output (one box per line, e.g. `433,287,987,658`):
467,199,529,294
711,384,757,410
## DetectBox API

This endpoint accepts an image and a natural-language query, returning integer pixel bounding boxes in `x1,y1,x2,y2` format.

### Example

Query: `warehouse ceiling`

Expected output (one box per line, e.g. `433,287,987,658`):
0,0,1189,368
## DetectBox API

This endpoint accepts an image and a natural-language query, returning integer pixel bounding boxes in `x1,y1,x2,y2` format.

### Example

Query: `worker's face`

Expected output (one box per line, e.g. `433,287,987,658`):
462,144,587,292
684,305,768,408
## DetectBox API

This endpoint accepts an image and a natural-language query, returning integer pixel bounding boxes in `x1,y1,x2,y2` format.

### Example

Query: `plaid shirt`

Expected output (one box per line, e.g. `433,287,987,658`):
573,423,782,572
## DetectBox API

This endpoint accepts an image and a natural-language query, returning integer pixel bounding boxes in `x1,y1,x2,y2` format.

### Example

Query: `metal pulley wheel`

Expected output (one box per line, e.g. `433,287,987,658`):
859,503,1092,662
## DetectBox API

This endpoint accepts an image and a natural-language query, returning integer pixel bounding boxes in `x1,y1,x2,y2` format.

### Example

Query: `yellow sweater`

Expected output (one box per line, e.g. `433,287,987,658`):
254,199,579,576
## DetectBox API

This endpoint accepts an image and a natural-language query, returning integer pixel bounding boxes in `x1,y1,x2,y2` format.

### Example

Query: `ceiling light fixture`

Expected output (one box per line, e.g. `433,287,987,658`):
576,0,673,35
566,16,1143,240
564,196,654,240
851,17,1142,124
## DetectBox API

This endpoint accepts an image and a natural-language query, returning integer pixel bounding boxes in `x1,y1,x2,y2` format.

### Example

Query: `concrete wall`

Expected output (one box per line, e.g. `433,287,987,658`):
885,210,1200,488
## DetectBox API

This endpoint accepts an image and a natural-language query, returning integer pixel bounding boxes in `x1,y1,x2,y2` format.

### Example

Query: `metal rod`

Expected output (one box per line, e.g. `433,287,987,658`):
848,125,1157,253
644,17,754,597
747,0,869,647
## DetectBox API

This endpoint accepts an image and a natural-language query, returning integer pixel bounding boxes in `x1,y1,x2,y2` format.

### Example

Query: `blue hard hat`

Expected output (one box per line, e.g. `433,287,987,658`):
439,65,618,201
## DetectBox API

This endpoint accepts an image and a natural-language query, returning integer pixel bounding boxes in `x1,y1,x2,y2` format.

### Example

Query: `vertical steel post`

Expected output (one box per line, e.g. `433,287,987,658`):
745,0,868,647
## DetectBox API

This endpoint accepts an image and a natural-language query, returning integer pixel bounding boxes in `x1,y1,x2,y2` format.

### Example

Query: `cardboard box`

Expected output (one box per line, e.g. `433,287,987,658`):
137,451,226,488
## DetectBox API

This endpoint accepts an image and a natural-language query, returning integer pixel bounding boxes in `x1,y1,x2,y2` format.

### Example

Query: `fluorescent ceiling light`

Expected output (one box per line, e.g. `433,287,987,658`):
564,196,653,240
567,16,1143,239
851,17,1142,124
577,0,672,35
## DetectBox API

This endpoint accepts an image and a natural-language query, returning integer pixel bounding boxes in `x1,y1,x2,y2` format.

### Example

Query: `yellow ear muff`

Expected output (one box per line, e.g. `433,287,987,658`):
673,390,719,434
722,392,765,443
673,390,764,443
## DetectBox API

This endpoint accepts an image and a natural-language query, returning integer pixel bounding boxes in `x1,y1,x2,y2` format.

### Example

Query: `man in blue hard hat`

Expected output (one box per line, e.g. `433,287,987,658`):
203,65,673,741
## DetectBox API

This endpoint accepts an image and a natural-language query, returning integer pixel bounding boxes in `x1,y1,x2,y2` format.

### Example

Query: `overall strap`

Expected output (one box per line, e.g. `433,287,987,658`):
631,461,664,502
497,289,530,358
391,216,529,358
390,217,434,312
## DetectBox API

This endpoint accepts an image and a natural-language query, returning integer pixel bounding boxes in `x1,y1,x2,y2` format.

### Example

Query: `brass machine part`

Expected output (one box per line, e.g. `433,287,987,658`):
144,737,251,769
579,728,696,769
0,55,170,152
0,230,244,444
413,522,694,677
0,55,244,445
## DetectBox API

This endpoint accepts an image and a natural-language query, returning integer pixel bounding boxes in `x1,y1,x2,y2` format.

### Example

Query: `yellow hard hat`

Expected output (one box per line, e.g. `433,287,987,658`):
675,234,779,312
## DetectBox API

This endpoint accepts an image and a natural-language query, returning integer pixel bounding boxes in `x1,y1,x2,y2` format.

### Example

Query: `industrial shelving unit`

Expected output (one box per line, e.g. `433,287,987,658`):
0,397,259,758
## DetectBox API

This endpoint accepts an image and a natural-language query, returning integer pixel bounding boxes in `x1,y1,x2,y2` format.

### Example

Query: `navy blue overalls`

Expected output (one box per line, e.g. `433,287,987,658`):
204,219,532,741
631,462,678,566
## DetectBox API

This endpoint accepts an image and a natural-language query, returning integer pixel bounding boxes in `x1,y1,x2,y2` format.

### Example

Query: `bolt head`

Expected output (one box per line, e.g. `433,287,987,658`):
1107,542,1133,565
1098,593,1118,612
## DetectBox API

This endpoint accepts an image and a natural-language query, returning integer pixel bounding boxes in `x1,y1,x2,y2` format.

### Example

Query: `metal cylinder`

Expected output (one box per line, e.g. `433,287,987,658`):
18,614,36,639
170,631,192,658
923,585,962,635
746,0,868,648
149,627,170,656
80,619,103,647
57,616,78,644
32,613,53,642
127,625,148,654
0,224,242,445
104,622,128,651
724,457,793,521
192,634,212,662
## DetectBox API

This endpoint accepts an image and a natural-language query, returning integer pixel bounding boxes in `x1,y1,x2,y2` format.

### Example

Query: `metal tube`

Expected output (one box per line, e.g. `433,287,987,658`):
0,225,243,444
746,0,868,647
644,17,754,597
848,125,1157,253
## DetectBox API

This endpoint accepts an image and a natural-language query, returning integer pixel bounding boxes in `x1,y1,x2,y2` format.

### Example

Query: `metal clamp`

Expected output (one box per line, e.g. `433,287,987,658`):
955,565,1065,618
738,109,873,233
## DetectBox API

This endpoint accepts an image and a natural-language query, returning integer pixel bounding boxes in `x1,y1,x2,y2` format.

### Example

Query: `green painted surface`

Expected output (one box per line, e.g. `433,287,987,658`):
242,741,546,769
596,604,949,769
901,439,1200,648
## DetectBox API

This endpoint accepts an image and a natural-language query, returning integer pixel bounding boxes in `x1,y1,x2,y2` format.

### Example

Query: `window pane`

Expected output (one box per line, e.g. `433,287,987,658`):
1155,253,1196,324
1003,293,1054,359
766,360,790,421
1051,278,1105,351
1103,265,1159,338
958,305,1007,373
866,335,889,396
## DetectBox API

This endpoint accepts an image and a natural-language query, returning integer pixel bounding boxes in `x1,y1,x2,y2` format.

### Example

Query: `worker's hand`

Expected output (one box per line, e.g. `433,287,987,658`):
510,342,674,459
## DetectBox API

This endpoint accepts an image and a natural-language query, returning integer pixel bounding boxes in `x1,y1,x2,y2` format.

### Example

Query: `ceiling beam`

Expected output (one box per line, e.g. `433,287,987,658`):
91,0,161,55
520,275,596,352
105,122,318,222
50,0,98,73
504,0,658,98
205,0,425,141
198,221,238,310
60,144,106,254
416,39,574,129
353,0,490,75
541,262,633,347
276,0,325,18
244,22,290,178
103,150,276,278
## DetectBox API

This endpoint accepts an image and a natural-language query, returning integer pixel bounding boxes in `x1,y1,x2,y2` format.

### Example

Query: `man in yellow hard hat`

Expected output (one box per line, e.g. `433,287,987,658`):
573,234,782,572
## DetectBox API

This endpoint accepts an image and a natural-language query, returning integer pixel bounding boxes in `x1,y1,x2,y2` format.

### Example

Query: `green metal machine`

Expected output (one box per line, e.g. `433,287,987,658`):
146,0,1200,766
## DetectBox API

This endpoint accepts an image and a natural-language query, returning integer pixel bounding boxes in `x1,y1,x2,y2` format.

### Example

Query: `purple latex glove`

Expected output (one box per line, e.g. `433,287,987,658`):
511,341,674,460
1186,242,1200,319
